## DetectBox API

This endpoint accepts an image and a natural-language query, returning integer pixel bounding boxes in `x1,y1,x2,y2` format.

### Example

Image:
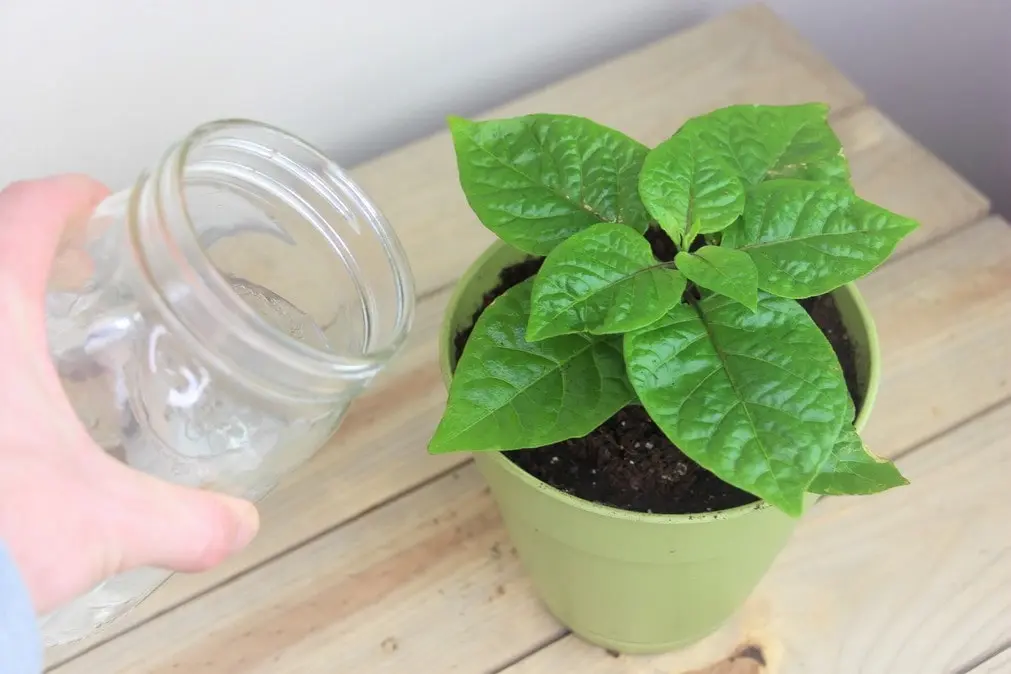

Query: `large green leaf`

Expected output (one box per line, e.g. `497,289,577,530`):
679,103,850,186
638,132,746,241
674,245,758,311
721,180,918,298
527,223,686,340
429,279,634,454
448,114,650,255
624,293,850,515
808,425,909,495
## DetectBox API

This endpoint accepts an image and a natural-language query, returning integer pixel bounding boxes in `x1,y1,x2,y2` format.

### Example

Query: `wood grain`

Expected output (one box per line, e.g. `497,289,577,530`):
53,466,560,673
858,217,1011,454
971,648,1011,673
506,401,1011,674
835,107,988,254
51,217,1011,673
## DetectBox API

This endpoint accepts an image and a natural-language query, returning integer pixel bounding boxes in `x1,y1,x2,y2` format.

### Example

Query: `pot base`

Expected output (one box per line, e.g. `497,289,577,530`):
565,620,726,655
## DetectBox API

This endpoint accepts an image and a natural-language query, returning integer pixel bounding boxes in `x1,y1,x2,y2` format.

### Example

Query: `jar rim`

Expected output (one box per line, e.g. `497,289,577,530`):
136,118,415,394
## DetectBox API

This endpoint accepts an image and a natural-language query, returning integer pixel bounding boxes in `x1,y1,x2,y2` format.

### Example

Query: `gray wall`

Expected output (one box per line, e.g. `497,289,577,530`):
1,0,1007,213
772,0,1010,216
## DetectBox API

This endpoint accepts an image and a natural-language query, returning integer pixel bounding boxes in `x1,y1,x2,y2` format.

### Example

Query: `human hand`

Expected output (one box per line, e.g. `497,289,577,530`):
0,175,260,614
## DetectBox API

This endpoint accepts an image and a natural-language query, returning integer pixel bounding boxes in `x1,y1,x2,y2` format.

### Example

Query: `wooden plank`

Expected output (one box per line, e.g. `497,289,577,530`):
506,401,1011,674
52,466,554,674
52,217,1011,672
858,216,1011,453
836,107,989,254
45,5,875,665
46,112,990,668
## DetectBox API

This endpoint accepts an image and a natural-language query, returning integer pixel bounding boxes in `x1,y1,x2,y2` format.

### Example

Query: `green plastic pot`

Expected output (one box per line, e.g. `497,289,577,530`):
438,240,879,654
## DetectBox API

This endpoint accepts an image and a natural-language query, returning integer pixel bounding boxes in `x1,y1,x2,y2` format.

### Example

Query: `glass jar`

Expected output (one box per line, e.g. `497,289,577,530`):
40,120,415,645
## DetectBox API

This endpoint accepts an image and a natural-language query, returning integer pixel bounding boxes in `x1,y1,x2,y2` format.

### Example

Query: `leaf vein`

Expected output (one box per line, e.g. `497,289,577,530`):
447,339,597,441
721,350,823,389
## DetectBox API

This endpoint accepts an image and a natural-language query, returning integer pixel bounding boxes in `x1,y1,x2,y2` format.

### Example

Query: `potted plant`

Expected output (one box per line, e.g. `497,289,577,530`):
428,104,915,654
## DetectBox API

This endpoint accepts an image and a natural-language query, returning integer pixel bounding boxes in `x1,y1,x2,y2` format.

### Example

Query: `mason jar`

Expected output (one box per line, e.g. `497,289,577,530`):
41,120,415,645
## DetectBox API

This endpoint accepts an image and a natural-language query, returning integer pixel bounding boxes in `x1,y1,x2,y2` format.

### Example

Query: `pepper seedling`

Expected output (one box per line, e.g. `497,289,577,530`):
429,104,915,516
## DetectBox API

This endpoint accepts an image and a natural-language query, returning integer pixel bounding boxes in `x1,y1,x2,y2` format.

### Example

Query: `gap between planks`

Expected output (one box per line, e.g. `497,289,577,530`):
960,644,1011,674
50,216,1011,673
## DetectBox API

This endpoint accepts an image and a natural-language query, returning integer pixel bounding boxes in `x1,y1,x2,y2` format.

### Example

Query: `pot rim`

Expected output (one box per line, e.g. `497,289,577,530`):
438,238,881,525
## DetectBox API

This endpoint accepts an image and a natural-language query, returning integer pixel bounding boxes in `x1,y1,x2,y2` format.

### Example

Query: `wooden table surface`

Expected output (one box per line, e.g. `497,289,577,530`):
46,5,1011,673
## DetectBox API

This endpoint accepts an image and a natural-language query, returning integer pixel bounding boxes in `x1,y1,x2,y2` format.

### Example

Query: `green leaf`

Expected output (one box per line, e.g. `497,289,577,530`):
684,216,703,248
624,293,850,515
808,425,909,495
674,246,758,310
722,180,919,297
429,279,634,454
639,132,746,241
527,223,686,340
679,103,850,186
447,114,650,255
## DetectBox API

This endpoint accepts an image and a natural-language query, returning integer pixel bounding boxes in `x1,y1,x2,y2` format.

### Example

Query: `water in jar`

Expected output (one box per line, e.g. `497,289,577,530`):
39,120,414,645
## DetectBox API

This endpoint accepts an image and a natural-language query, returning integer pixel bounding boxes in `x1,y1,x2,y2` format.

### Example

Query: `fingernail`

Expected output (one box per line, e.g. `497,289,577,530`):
226,498,260,553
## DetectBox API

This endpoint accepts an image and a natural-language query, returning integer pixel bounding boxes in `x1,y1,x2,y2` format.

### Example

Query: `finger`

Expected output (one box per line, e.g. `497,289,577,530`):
0,175,109,298
102,463,260,574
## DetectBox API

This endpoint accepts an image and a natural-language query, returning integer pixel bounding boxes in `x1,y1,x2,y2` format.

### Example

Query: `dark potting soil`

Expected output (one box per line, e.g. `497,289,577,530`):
453,228,863,514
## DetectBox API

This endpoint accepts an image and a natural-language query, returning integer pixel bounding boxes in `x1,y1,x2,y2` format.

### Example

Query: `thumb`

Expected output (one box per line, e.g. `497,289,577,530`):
0,175,109,300
103,463,260,575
